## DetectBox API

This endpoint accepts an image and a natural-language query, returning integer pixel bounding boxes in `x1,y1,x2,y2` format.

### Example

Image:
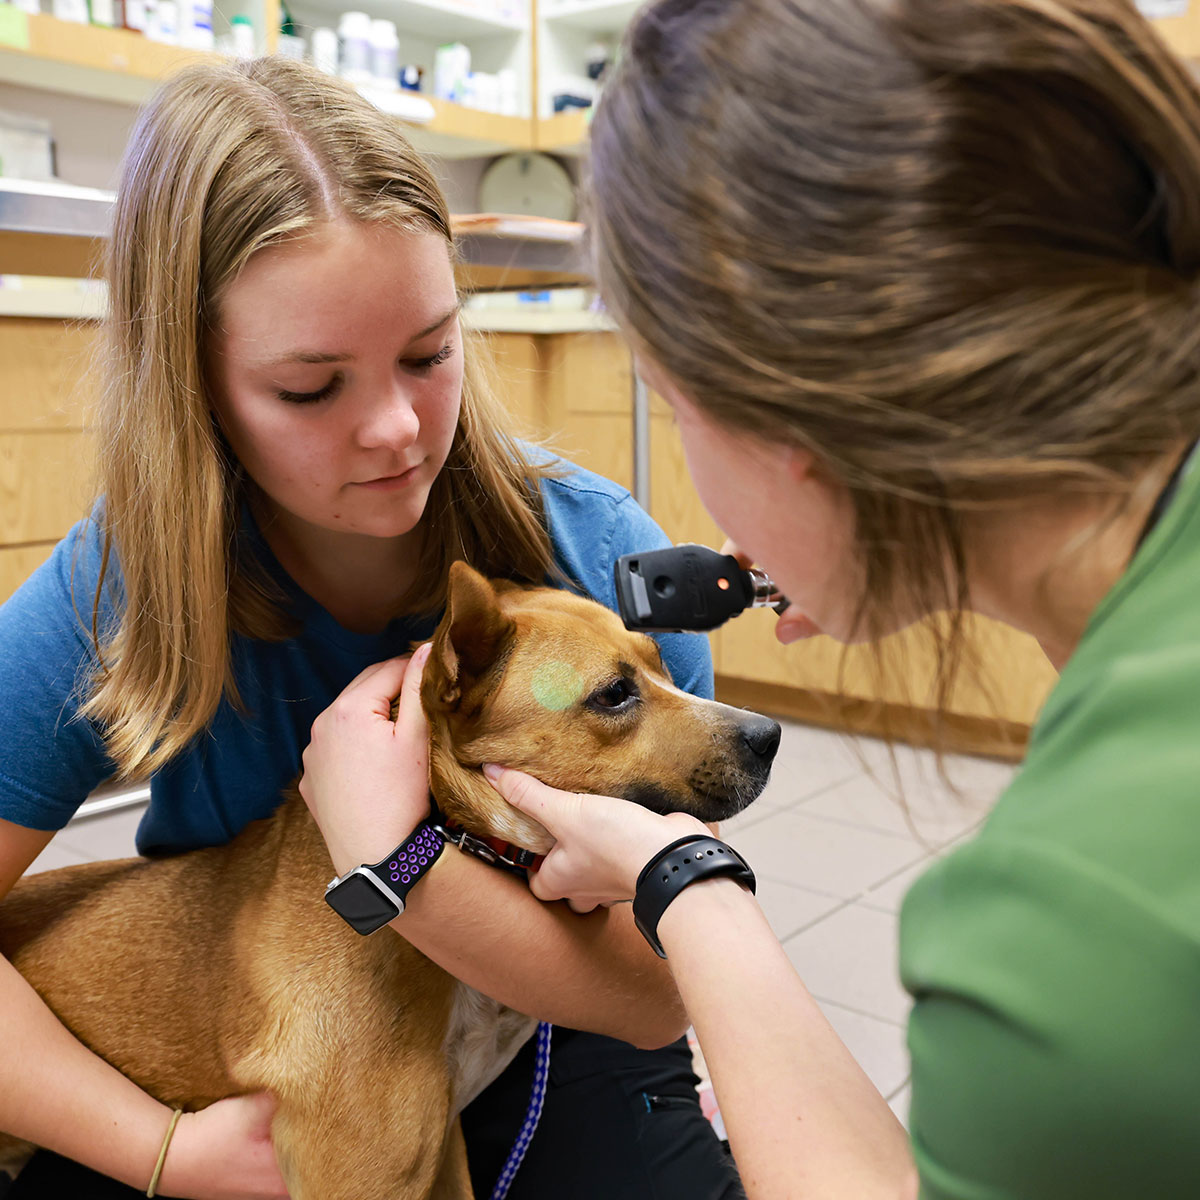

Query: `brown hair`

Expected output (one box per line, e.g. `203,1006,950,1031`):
587,0,1200,715
84,56,556,778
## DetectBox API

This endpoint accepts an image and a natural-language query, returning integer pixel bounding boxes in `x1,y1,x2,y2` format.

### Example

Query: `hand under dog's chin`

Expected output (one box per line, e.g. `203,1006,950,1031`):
460,782,554,854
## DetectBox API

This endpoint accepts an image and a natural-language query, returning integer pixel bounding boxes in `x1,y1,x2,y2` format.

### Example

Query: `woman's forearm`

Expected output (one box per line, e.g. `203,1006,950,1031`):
0,953,171,1190
392,850,688,1048
657,879,918,1200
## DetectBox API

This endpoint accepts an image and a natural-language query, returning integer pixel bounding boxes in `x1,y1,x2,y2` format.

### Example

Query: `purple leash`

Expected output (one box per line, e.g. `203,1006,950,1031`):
489,1021,552,1200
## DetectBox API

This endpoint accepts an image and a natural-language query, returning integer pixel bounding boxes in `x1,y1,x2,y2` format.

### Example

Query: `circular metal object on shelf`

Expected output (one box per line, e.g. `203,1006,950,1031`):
478,152,576,222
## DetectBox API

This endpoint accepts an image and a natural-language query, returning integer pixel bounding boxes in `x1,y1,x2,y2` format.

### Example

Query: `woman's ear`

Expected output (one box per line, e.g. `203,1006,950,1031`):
782,441,818,484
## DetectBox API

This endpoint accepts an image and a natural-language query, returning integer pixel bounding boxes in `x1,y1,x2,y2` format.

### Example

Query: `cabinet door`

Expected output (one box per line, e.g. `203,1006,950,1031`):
0,318,97,604
481,331,545,436
539,331,634,491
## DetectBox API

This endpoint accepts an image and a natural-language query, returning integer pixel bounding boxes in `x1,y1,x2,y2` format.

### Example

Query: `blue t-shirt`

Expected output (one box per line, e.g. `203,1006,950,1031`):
0,460,712,856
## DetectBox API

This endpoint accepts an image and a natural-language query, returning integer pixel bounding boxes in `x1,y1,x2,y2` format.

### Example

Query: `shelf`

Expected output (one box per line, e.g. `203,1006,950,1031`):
0,13,210,104
0,180,590,290
541,0,640,34
534,108,589,154
297,0,527,39
410,97,533,157
0,14,534,155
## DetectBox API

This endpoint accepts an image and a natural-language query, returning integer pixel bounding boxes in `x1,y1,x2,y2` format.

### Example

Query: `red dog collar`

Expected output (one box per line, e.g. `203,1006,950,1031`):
434,820,545,875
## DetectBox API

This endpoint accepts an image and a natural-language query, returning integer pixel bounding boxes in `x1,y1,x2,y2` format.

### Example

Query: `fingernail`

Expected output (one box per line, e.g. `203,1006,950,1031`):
482,763,502,783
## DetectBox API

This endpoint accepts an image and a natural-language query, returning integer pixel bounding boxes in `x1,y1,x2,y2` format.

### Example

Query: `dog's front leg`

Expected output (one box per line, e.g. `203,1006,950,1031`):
429,1118,473,1200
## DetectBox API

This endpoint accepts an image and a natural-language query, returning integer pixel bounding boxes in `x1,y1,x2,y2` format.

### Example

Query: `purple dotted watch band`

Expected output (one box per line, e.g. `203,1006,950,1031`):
325,820,446,935
367,821,445,897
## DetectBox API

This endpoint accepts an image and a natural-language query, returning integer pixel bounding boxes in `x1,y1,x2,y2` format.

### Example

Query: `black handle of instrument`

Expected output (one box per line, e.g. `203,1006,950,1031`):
614,544,787,633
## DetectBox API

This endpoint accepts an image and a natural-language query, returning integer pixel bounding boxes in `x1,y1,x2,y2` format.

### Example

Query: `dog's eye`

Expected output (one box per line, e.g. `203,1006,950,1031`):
587,677,639,713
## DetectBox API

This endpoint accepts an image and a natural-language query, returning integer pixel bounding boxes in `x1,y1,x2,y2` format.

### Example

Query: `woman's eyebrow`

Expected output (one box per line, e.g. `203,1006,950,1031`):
261,305,462,367
408,304,461,344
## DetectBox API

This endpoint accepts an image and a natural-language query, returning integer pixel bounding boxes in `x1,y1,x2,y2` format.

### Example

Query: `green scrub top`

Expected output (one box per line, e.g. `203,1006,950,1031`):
900,452,1200,1199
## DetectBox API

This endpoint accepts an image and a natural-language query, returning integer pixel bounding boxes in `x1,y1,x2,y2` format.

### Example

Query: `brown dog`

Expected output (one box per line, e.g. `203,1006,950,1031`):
0,562,780,1199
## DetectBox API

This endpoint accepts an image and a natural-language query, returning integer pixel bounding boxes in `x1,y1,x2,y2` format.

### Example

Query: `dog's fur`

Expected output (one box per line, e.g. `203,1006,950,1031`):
0,563,780,1199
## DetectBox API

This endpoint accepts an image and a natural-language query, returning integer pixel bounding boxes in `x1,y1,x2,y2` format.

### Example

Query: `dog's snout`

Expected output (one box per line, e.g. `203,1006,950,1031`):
742,716,782,762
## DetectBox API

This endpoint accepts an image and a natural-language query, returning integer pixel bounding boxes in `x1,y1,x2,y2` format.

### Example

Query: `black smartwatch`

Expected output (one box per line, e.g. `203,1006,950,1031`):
633,835,756,958
324,820,445,935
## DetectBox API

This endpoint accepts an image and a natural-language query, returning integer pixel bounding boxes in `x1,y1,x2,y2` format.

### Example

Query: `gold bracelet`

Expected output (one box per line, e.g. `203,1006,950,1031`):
146,1107,184,1198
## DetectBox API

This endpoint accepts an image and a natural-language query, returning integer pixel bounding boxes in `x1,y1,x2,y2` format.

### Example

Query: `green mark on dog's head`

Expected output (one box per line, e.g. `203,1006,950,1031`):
531,660,584,711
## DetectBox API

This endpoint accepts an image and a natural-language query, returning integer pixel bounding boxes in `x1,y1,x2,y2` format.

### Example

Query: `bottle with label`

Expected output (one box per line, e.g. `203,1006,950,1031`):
52,0,91,23
89,0,117,27
311,26,338,73
147,0,177,42
179,0,213,49
338,11,372,84
229,12,255,57
276,2,305,60
122,0,152,34
369,19,399,89
434,42,471,103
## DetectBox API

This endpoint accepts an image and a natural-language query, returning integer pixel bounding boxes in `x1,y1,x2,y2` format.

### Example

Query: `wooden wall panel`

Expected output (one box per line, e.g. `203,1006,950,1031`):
0,543,57,604
0,431,96,546
538,331,635,490
0,317,97,430
482,331,545,438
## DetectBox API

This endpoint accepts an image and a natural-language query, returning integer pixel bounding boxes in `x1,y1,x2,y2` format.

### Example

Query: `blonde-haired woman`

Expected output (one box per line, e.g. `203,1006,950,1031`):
0,58,742,1199
375,0,1200,1196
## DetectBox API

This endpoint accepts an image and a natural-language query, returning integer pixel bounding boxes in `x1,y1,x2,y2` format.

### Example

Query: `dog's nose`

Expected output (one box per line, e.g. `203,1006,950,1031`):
742,716,782,762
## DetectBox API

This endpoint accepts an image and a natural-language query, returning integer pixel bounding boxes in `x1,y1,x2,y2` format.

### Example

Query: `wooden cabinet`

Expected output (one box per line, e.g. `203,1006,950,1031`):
0,317,97,602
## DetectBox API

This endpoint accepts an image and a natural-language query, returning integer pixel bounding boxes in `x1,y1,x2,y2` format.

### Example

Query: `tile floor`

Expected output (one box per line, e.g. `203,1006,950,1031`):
27,718,1018,1129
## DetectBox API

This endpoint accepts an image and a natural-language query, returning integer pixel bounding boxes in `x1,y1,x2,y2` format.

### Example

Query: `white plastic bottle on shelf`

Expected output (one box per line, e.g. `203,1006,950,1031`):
498,67,520,116
368,19,399,89
311,26,339,73
338,11,373,85
89,0,117,27
52,0,90,23
434,42,471,103
122,0,152,33
147,0,177,42
229,13,255,57
179,0,213,49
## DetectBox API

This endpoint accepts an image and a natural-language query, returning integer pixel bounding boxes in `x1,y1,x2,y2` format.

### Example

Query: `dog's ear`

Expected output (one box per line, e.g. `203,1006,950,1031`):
427,562,515,710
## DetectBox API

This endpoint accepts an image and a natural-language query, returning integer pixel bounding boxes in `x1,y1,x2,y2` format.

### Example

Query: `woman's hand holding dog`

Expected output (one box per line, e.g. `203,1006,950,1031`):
483,765,708,913
300,644,433,877
156,1092,290,1199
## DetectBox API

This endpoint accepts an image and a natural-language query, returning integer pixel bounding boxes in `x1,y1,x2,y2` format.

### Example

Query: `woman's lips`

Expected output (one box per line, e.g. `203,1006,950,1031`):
353,463,422,491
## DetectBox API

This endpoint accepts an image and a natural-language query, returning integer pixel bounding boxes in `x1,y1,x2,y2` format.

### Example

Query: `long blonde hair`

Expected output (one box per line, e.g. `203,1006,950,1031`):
587,0,1200,713
84,56,556,778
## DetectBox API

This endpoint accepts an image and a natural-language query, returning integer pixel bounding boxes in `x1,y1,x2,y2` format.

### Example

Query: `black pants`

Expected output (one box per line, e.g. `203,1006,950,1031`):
8,1030,744,1199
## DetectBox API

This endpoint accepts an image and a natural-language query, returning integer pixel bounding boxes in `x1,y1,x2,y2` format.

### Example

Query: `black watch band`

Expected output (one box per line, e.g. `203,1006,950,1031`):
632,835,756,959
324,820,445,935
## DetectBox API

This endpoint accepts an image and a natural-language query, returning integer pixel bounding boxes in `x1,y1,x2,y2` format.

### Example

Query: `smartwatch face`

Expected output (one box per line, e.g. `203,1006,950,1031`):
325,872,400,935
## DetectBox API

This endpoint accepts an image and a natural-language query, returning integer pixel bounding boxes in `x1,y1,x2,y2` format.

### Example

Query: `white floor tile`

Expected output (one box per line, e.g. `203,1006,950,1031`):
730,809,927,900
839,737,1016,804
860,823,983,914
759,723,869,805
754,877,845,942
858,855,940,915
783,903,910,1025
799,772,992,850
817,998,911,1100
